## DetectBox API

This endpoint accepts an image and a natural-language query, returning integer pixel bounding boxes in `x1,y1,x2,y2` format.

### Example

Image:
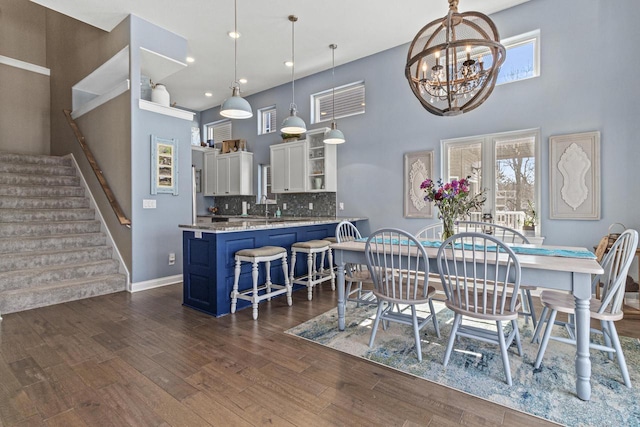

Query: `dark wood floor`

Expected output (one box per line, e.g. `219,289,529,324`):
1,285,637,427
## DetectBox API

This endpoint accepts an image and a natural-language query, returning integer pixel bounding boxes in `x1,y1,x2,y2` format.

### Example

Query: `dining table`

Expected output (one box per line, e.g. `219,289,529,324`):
331,239,604,401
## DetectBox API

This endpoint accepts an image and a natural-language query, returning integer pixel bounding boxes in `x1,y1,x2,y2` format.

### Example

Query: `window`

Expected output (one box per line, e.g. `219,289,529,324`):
497,30,540,85
258,164,276,204
473,30,540,85
204,120,232,144
311,81,365,124
442,129,540,232
258,105,277,135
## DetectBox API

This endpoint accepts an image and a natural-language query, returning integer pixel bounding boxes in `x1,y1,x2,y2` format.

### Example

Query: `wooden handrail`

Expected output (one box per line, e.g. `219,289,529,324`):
63,110,131,227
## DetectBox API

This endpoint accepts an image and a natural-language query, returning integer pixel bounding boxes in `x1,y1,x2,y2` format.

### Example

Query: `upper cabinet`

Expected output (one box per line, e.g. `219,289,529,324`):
271,141,306,193
270,128,336,193
204,151,253,196
307,128,336,192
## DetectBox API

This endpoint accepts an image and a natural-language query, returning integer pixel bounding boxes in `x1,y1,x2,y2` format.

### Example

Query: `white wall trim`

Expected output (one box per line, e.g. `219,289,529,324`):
131,274,182,293
139,99,195,120
66,153,131,289
0,55,50,76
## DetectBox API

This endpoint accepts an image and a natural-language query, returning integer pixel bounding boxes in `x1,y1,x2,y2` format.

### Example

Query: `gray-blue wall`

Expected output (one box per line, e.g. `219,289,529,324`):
200,0,639,250
130,16,192,283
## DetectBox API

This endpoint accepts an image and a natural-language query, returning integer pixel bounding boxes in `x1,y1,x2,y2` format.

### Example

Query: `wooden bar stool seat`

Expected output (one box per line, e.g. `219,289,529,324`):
230,246,291,320
290,240,335,301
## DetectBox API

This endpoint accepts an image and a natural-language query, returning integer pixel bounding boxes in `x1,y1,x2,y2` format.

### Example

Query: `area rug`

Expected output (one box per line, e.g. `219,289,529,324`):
285,301,640,426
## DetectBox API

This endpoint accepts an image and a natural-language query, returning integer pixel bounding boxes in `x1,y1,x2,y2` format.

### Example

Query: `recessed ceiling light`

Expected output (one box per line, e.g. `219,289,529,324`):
284,61,293,67
186,57,195,63
205,92,213,97
238,78,247,84
228,31,241,39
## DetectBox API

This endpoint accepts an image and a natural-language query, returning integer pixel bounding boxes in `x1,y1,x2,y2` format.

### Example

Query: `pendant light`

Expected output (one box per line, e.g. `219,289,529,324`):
323,44,345,144
220,0,252,119
280,15,306,134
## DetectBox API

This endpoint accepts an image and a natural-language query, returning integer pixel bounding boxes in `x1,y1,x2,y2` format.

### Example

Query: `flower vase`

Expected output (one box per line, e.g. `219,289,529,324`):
442,217,455,241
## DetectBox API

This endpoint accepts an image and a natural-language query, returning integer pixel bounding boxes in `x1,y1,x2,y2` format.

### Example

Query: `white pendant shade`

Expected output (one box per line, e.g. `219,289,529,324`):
220,86,253,119
323,123,345,144
281,108,306,134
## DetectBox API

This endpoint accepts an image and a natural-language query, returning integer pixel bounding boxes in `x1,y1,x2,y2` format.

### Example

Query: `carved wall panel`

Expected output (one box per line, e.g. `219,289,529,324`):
550,131,600,220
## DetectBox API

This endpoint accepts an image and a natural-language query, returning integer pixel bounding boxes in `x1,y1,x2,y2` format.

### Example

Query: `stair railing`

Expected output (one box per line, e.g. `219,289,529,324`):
63,110,131,227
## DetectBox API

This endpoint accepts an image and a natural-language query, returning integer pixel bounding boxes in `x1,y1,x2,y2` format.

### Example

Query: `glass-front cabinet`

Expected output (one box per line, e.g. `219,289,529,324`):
306,127,336,192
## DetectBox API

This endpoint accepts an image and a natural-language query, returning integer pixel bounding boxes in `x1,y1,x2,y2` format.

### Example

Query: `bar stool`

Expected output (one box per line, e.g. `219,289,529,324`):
322,236,338,274
290,240,335,301
231,246,292,320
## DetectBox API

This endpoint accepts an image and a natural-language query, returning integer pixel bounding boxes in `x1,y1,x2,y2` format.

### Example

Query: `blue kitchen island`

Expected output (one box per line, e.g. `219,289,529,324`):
180,217,366,317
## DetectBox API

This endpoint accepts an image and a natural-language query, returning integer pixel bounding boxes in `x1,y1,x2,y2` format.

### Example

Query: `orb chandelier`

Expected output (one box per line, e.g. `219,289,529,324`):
405,0,506,116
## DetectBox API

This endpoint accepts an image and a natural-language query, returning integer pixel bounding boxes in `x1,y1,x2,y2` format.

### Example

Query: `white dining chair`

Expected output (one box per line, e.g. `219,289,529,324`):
437,232,522,385
365,228,441,362
335,220,375,307
415,223,444,241
455,221,538,328
532,229,638,387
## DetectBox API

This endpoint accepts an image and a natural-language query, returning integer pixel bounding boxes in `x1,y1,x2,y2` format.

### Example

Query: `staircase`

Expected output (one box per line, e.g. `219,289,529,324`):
0,152,127,316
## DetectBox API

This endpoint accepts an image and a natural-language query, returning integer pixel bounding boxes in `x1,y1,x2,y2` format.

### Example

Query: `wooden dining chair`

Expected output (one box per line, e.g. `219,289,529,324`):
335,221,375,307
456,221,538,329
532,229,638,387
365,228,441,362
437,232,523,385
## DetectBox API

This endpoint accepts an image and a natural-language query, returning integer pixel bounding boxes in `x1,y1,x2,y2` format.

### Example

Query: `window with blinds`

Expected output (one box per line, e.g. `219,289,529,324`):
258,105,277,135
205,120,232,144
312,81,365,124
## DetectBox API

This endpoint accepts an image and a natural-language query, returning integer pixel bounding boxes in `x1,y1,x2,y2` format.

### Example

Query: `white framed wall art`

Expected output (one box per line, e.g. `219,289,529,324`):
549,131,600,220
404,150,434,218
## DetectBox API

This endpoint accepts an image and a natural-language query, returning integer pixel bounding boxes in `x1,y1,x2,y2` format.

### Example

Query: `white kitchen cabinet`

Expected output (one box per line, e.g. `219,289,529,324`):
203,151,253,196
270,141,307,193
306,127,336,192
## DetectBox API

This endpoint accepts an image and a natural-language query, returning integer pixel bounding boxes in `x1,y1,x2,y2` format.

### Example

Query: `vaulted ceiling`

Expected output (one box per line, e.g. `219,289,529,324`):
31,0,529,111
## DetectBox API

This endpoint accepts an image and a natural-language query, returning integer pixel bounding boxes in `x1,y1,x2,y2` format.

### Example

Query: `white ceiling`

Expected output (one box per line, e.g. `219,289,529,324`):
31,0,529,112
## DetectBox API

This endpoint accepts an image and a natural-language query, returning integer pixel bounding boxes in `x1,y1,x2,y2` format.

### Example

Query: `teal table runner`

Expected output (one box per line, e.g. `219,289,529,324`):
356,237,596,260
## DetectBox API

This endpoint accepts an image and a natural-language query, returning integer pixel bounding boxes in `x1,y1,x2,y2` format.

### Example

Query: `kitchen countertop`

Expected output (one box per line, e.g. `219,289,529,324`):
180,216,367,234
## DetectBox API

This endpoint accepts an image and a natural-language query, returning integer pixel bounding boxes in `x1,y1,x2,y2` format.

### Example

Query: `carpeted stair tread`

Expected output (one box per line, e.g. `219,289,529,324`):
0,208,95,222
0,162,76,176
0,259,121,291
0,245,113,272
0,196,89,209
0,233,106,254
0,152,71,167
0,274,127,315
0,184,84,197
0,172,80,186
0,220,101,237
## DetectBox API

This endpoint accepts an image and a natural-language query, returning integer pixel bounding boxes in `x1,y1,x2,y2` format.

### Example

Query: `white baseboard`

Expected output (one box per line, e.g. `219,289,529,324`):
131,274,182,293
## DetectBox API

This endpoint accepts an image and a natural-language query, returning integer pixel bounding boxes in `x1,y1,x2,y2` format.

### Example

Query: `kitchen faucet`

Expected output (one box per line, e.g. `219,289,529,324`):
262,195,270,218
